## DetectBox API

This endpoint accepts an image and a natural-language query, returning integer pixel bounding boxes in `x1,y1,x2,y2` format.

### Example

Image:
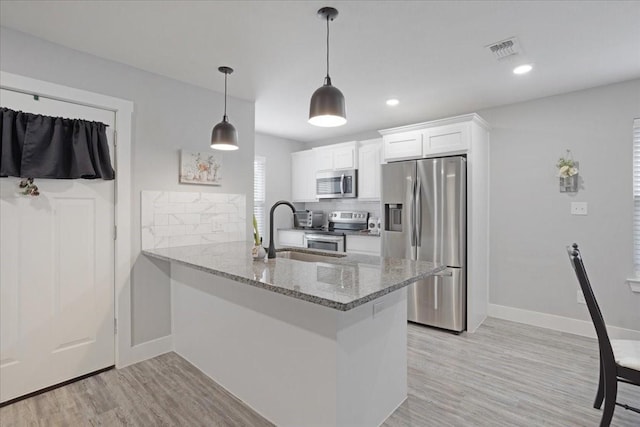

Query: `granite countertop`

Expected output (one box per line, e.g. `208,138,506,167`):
143,241,444,311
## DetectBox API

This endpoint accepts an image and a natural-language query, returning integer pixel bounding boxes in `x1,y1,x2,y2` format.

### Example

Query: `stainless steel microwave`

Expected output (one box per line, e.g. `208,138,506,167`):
316,169,357,199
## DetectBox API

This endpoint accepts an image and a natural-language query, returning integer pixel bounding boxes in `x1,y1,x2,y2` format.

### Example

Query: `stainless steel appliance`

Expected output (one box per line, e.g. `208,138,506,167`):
381,156,466,332
304,233,345,252
294,210,324,228
327,210,368,227
316,169,357,199
303,210,368,252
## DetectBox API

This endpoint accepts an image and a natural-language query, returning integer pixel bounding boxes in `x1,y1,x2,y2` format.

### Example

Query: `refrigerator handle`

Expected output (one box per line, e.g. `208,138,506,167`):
410,177,416,248
415,178,422,247
434,280,438,310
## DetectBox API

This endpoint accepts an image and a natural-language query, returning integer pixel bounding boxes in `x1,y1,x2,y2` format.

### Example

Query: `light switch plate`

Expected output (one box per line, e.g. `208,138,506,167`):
571,202,588,215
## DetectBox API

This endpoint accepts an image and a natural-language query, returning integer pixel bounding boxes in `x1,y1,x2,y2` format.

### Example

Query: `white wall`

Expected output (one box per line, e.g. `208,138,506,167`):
303,130,380,150
479,79,640,331
0,27,256,346
254,133,303,244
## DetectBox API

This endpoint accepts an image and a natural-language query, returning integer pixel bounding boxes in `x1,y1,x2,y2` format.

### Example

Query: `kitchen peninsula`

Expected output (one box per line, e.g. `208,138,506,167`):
144,241,445,427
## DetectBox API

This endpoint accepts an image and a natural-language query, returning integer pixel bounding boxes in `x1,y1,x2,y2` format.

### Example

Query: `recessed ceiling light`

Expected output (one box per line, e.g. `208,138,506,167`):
386,99,399,106
513,64,533,75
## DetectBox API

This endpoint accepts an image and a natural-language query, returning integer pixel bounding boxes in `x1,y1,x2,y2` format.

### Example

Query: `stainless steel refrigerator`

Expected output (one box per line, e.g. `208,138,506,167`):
381,156,466,332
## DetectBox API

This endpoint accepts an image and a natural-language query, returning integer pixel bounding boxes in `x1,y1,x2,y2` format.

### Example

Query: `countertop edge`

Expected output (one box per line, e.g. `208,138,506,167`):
144,250,357,311
143,249,444,311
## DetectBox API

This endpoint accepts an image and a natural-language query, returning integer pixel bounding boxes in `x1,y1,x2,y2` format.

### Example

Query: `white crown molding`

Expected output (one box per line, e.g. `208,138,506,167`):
378,113,491,136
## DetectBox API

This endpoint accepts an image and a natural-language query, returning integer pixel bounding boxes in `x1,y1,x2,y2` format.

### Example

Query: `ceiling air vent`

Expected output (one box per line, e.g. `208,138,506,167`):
486,37,522,61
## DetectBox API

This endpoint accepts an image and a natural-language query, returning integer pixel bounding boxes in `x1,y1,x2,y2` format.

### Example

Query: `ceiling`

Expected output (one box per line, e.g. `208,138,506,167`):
1,1,639,143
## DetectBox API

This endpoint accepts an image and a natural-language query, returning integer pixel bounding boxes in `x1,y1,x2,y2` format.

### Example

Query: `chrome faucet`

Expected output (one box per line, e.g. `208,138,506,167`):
267,200,296,259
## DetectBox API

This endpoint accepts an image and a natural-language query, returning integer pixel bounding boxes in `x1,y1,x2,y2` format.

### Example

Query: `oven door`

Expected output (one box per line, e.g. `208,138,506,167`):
316,170,357,199
304,234,345,252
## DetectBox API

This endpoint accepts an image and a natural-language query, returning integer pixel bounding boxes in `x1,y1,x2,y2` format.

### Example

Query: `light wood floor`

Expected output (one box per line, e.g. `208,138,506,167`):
1,318,638,426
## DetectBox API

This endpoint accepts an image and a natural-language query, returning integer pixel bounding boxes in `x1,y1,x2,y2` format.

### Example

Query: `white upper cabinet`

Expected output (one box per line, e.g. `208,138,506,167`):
422,122,470,156
291,150,317,202
381,131,422,161
380,114,482,162
357,138,382,200
333,144,357,170
313,141,357,171
314,148,333,172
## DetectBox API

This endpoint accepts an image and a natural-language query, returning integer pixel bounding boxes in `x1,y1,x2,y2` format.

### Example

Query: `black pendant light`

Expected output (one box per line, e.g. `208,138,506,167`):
309,7,346,127
211,66,239,151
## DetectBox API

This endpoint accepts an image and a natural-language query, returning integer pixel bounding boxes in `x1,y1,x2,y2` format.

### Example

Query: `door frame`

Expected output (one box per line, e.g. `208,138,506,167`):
0,71,135,368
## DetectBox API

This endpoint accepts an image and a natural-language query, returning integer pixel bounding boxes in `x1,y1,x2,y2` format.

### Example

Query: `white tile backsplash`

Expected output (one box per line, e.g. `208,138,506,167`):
169,192,202,203
169,213,201,225
141,191,246,249
154,203,186,214
154,214,169,226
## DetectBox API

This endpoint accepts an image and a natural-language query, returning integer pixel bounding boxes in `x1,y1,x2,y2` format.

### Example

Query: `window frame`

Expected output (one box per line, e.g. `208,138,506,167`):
633,119,640,278
253,156,267,244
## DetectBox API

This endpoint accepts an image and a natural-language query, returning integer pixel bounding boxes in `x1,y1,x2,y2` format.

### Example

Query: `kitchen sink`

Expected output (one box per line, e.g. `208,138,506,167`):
276,250,346,263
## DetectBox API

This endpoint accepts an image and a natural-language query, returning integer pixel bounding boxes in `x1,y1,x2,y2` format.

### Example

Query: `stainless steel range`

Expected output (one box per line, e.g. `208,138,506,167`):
303,211,369,252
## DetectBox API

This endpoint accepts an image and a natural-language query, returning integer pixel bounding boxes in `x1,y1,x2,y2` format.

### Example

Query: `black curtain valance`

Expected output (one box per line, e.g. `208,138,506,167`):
0,107,115,180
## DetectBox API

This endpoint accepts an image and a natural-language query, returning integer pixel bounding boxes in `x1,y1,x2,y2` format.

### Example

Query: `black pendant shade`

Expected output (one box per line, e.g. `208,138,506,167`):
309,76,346,127
210,116,238,151
309,7,346,127
211,66,239,151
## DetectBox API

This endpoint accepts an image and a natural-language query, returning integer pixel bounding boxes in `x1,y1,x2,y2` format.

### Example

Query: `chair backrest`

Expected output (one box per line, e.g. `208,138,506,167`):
567,244,616,368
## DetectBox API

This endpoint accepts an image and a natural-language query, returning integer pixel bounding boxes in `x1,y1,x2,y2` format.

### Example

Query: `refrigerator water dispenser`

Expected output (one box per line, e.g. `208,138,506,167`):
385,204,403,232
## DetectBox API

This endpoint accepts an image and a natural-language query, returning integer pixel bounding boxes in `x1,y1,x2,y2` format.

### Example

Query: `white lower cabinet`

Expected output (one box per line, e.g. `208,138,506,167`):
346,235,381,256
278,230,306,248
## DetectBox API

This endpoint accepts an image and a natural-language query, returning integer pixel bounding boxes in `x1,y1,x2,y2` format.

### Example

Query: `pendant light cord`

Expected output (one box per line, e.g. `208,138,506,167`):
326,16,330,78
223,72,228,119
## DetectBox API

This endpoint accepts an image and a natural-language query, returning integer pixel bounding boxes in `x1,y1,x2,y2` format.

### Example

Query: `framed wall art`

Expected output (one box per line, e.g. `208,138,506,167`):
179,150,222,186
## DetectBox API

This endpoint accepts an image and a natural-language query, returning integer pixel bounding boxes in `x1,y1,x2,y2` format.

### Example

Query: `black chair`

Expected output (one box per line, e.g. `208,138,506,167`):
567,243,640,426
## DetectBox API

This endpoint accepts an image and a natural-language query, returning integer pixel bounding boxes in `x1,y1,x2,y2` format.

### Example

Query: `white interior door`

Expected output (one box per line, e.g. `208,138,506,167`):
0,89,116,403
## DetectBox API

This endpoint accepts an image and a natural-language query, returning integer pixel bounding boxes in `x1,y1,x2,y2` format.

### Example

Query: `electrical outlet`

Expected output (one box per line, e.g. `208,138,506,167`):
571,202,588,215
577,289,586,304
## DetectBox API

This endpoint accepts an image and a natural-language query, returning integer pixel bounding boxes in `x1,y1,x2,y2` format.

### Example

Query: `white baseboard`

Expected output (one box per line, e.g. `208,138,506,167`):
118,335,173,368
488,304,640,340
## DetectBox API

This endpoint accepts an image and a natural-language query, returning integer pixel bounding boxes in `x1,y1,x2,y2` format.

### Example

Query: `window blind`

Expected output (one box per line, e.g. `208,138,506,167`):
633,119,640,277
634,119,640,275
253,156,266,243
